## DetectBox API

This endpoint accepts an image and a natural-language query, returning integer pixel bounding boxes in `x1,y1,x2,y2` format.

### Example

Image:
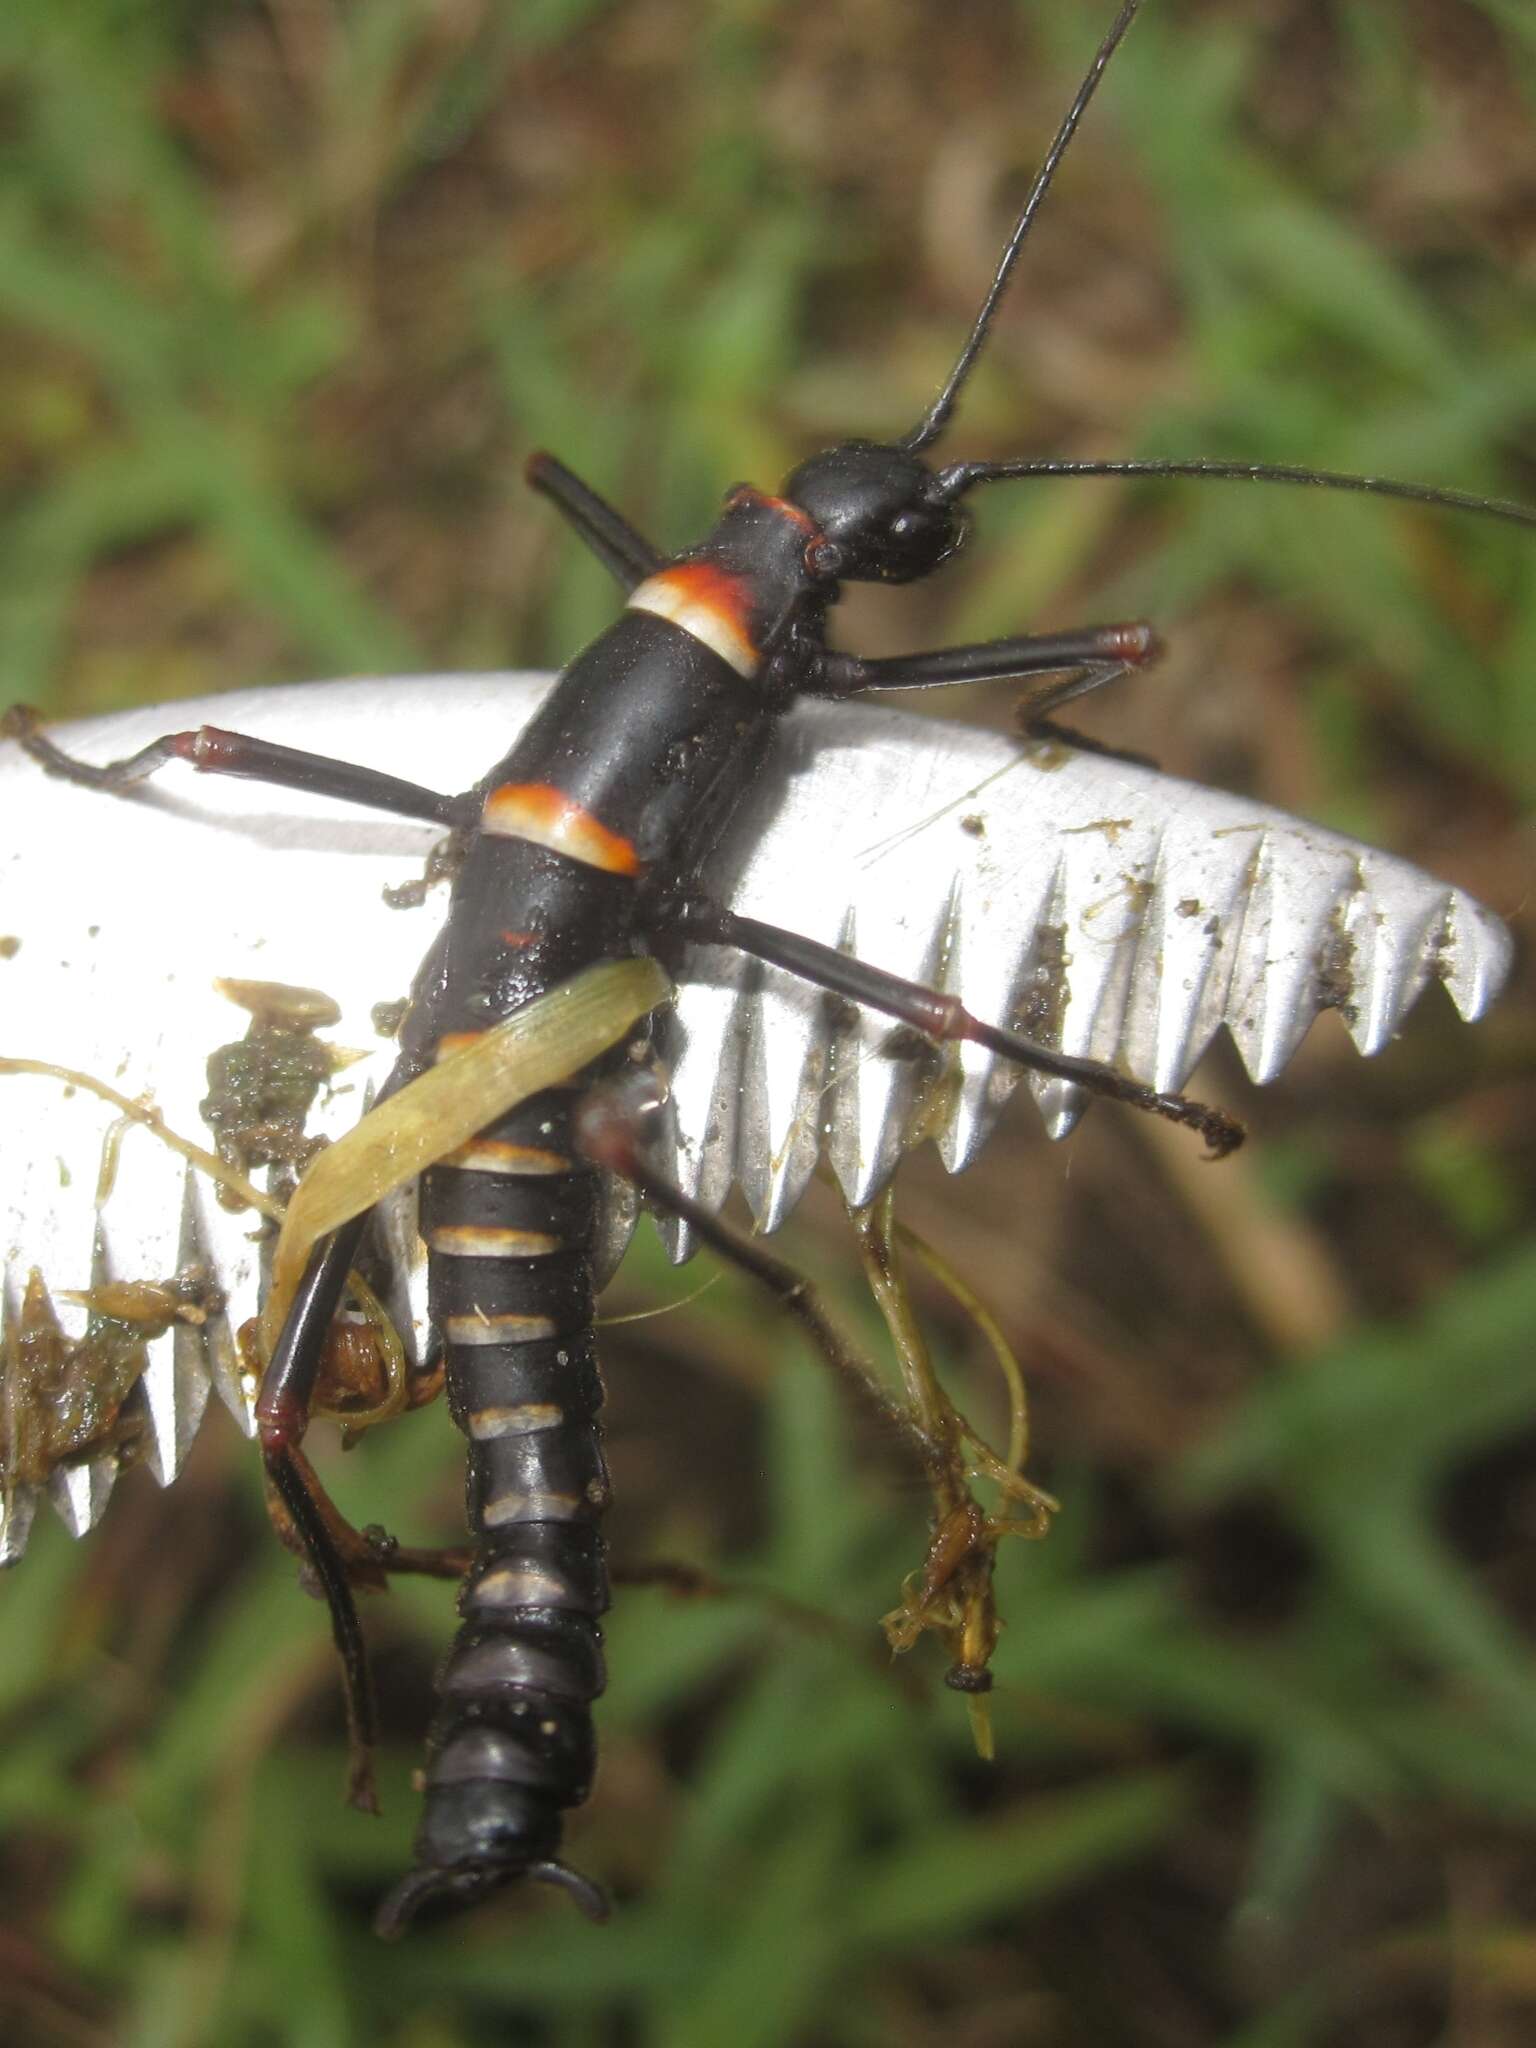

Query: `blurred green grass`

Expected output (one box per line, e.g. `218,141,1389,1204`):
1,2,1534,2044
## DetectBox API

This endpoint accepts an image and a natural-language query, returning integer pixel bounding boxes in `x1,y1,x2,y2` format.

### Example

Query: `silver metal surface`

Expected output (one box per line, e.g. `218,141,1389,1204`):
0,673,1512,1559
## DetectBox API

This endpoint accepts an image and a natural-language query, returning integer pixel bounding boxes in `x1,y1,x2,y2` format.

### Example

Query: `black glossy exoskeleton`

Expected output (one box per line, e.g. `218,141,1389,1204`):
8,0,1532,1936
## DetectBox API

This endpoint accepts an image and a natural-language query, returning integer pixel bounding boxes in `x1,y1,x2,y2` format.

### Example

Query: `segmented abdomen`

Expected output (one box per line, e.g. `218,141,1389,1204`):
376,1083,613,1932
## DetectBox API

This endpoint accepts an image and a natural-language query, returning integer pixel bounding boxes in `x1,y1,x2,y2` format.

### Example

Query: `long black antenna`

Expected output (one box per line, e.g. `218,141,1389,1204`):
902,0,1142,454
930,456,1536,532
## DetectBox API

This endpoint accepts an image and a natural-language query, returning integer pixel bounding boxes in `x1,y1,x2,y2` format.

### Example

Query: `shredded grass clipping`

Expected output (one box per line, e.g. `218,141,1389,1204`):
263,955,671,1352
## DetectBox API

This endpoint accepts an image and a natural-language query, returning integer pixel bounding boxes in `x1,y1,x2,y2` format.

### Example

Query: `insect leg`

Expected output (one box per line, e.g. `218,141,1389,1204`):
656,897,1244,1158
524,451,664,589
2,706,462,825
256,1215,385,1809
252,1019,450,1806
577,1077,1017,1702
574,1073,933,1467
812,621,1160,717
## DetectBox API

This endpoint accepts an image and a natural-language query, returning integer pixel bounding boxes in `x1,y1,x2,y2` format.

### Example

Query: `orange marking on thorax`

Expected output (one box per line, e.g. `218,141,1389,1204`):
480,782,643,876
728,485,817,536
627,563,759,677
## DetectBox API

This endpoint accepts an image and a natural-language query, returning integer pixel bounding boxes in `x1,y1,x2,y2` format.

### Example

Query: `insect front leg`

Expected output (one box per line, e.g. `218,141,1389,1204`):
2,704,464,825
810,618,1162,720
257,1215,386,1811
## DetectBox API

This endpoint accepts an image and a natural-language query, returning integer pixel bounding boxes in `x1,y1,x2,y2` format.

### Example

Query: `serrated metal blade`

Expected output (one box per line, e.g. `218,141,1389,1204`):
0,674,1513,1556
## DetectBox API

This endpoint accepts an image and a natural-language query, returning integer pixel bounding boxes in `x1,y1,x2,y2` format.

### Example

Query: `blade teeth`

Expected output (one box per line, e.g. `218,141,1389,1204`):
87,1221,180,1492
48,1448,119,1540
165,1314,218,1475
715,814,851,1227
941,870,1043,1173
65,1230,132,1530
1339,872,1438,1056
663,951,750,1205
591,1173,640,1291
1028,820,1161,1135
371,1179,433,1364
939,1038,1007,1175
1011,859,1089,1140
1057,829,1156,1062
823,905,872,1206
1015,859,1071,1043
827,1019,918,1212
121,1172,222,1488
654,1210,692,1269
166,1168,222,1467
1038,1082,1090,1143
1439,891,1514,1022
1,1263,41,1563
1339,873,1511,1051
737,967,825,1233
1225,833,1355,1084
640,1088,694,1266
669,701,1514,1227
358,1080,436,1358
0,1483,39,1567
825,905,946,1213
83,1109,190,1489
0,1241,130,1552
1123,847,1240,1094
179,1172,264,1432
655,950,751,1264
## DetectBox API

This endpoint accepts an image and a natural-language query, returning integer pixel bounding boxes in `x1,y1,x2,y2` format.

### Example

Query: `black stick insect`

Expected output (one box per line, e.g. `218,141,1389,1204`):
1,0,1528,1938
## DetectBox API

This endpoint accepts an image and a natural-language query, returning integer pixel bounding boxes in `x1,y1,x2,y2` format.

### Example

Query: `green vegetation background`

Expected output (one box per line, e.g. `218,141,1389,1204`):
1,2,1533,2043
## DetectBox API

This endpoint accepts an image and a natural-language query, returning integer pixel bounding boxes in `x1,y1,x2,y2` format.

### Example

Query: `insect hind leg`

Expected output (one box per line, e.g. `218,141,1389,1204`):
574,1072,1027,1704
653,896,1244,1158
